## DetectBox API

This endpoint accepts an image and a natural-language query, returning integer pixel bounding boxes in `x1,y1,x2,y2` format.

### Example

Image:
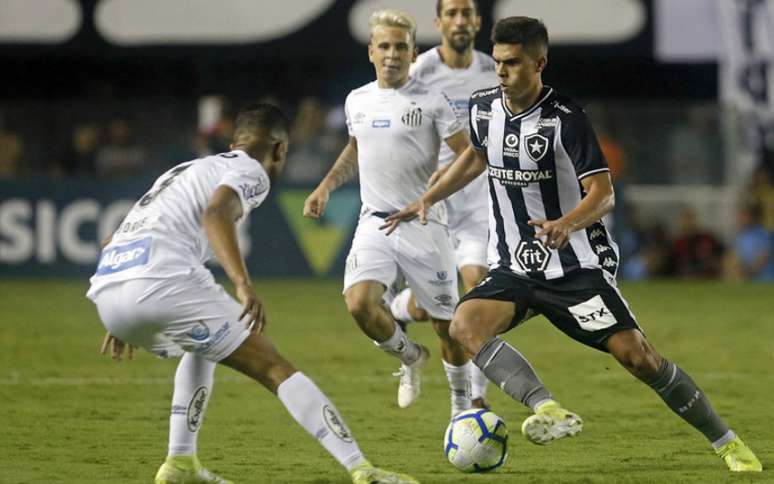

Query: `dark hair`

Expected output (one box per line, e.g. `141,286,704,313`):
436,0,479,17
234,102,289,142
490,16,548,55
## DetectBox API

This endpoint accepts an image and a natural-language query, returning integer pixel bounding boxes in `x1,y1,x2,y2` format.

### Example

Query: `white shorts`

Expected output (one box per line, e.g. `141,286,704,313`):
88,268,250,362
343,214,458,320
446,174,489,270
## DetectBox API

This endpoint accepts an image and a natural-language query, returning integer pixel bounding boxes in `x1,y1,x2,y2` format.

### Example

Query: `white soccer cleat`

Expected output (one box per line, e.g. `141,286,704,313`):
394,345,429,408
521,400,583,445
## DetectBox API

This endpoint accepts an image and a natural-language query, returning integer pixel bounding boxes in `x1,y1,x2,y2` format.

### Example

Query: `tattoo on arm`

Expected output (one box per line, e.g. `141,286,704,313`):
322,140,358,192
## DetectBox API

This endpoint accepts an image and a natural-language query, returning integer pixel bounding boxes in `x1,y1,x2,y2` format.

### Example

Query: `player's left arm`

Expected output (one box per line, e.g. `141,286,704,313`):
529,172,614,250
203,185,266,332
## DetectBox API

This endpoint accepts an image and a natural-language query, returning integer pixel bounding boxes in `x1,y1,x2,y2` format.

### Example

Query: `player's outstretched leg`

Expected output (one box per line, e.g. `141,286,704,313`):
451,299,583,445
155,353,231,484
607,329,762,472
221,332,421,482
346,282,429,408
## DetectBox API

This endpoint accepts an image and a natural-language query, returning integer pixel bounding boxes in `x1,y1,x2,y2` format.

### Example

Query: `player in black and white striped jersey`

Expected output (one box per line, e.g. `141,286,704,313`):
383,16,762,472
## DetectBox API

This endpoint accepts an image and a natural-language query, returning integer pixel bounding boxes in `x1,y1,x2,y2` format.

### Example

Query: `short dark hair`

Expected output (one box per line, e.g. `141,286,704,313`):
234,102,289,142
490,16,548,56
436,0,479,17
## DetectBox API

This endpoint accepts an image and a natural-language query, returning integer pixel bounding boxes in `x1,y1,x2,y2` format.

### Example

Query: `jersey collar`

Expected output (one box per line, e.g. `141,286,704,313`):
500,86,553,121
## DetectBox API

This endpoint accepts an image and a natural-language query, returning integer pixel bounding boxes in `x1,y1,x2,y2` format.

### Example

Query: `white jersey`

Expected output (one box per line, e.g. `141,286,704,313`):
87,149,270,297
410,48,498,251
345,77,463,223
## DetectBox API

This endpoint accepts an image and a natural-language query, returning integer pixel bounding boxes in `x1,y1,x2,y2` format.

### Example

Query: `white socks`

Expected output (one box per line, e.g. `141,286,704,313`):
168,353,216,456
443,360,472,415
469,363,489,401
277,372,367,471
375,321,422,365
390,288,414,323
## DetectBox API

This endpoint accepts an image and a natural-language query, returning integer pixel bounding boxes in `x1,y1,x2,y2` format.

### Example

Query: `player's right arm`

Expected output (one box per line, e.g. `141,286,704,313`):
203,185,266,332
381,145,486,234
303,136,358,219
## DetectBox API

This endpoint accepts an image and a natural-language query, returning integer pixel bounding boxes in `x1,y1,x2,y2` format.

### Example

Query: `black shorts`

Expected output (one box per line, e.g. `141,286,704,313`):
458,267,641,352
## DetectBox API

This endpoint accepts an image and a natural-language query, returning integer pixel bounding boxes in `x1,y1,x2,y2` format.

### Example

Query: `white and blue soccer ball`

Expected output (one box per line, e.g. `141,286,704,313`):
443,408,508,472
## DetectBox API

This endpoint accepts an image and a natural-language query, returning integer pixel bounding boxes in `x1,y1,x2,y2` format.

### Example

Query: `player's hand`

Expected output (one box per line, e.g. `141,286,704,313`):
428,164,451,187
380,197,431,235
236,282,266,333
528,218,576,250
303,187,330,219
99,332,136,361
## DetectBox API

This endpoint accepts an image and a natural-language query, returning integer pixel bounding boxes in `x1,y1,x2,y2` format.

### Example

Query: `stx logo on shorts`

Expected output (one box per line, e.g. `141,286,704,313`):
514,239,550,272
568,295,617,331
95,237,151,275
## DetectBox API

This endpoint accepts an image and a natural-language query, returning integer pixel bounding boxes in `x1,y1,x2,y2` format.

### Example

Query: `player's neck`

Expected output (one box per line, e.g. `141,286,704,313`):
504,81,544,115
438,44,473,69
377,75,410,89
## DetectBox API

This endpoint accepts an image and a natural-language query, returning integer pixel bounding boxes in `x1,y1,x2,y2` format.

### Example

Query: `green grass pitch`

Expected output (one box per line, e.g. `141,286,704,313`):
1,278,772,483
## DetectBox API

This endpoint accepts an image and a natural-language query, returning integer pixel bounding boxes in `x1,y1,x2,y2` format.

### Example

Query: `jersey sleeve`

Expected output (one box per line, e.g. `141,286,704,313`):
218,160,271,216
433,91,463,140
560,110,609,180
344,93,355,137
468,99,486,151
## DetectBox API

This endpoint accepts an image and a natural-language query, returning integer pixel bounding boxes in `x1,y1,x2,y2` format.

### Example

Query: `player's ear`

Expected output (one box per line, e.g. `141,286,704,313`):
434,16,441,33
229,143,235,150
412,45,419,62
367,42,374,62
535,55,547,73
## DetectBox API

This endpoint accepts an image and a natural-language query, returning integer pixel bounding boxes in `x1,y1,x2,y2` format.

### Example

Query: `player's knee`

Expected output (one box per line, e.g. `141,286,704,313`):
449,316,477,352
344,294,378,323
613,343,660,380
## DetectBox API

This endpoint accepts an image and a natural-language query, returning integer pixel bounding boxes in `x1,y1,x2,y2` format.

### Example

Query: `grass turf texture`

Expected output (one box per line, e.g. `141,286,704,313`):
1,278,772,483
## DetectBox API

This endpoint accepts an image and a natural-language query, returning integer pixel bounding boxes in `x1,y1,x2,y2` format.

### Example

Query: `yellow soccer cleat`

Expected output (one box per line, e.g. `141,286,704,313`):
716,436,763,472
154,455,233,484
350,461,420,484
521,400,583,445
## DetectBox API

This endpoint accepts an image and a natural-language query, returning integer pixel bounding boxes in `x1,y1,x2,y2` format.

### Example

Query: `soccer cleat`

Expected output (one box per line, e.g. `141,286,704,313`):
154,456,233,484
350,462,420,484
521,400,583,445
715,437,762,472
393,345,429,408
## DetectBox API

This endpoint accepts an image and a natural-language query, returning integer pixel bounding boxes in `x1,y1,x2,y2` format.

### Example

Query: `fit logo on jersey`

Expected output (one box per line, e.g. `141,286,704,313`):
489,166,553,187
515,239,551,272
524,133,549,162
401,104,422,127
568,295,617,331
95,237,151,275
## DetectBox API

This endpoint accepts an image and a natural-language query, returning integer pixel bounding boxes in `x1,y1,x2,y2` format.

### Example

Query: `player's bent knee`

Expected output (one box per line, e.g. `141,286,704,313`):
609,333,661,379
344,294,377,323
448,317,479,353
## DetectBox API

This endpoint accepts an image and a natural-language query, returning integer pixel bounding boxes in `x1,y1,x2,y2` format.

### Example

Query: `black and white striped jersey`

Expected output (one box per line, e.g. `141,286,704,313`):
468,85,619,280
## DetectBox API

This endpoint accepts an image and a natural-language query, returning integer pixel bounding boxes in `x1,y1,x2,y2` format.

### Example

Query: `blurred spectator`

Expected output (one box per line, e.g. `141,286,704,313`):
95,118,146,177
667,106,722,185
724,204,774,281
670,206,724,278
0,128,23,178
284,96,344,184
57,123,100,176
619,206,673,280
743,164,774,232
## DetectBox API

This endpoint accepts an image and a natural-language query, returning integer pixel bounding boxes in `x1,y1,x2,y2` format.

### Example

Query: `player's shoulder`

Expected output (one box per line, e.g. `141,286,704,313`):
473,50,496,73
346,81,379,101
541,89,588,121
412,47,442,78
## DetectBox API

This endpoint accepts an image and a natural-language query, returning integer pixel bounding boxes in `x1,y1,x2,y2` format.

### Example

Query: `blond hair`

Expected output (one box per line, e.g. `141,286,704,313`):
369,8,416,43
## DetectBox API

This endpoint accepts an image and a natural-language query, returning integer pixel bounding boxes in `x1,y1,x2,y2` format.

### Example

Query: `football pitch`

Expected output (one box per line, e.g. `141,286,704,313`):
1,278,772,483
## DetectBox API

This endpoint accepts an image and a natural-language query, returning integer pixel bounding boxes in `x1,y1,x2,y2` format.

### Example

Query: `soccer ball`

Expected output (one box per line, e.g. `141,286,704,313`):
443,408,508,472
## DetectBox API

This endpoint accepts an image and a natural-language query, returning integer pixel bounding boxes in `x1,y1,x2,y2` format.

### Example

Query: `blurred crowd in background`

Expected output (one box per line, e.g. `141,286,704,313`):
0,91,772,282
